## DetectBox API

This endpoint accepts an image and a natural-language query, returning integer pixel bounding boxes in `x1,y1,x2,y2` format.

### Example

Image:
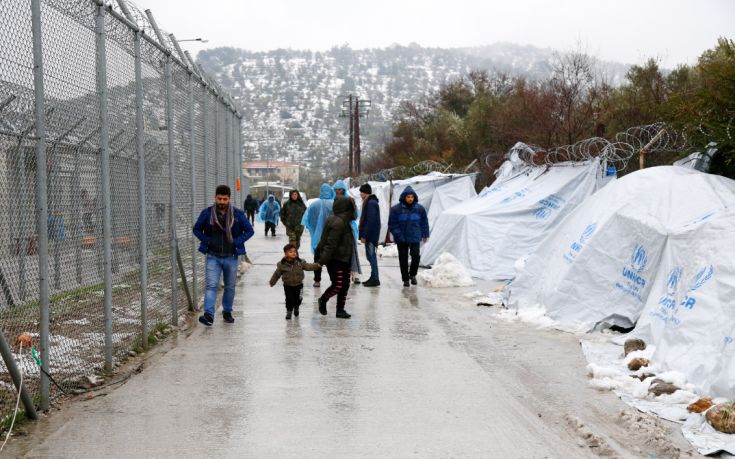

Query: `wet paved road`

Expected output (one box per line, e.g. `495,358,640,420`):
8,228,696,458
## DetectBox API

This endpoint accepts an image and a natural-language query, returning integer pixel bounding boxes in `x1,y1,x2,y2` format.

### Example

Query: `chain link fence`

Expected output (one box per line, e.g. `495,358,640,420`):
0,0,243,424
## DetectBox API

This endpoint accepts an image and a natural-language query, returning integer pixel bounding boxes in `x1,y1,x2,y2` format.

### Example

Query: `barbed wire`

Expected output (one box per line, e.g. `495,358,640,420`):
480,122,688,172
350,159,467,185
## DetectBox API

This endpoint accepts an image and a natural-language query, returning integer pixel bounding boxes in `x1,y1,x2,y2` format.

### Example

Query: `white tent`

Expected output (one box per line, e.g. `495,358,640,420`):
422,158,606,279
623,207,735,398
390,172,477,211
427,175,478,231
349,173,476,244
349,181,392,243
509,166,735,335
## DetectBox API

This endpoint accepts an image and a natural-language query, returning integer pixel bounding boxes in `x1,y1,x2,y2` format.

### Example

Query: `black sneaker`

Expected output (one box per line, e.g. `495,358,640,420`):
294,305,300,317
403,281,410,287
223,312,235,324
318,297,327,315
363,279,380,287
353,278,361,284
336,309,351,319
410,276,417,285
285,311,292,320
198,313,213,326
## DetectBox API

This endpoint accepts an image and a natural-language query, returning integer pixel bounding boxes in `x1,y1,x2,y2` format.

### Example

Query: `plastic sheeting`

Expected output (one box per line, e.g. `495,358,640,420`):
510,166,735,335
624,207,735,399
350,181,392,243
427,176,477,230
391,172,476,211
423,158,605,280
350,173,475,244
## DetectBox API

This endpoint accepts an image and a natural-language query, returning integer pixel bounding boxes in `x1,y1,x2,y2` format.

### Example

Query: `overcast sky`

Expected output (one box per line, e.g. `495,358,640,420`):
145,0,735,67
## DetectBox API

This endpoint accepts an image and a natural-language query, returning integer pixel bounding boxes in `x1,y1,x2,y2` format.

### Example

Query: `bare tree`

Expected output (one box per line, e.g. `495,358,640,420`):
548,50,603,144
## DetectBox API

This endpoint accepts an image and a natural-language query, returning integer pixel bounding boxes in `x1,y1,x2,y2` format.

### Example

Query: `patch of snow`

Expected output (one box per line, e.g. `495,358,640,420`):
496,305,556,329
416,252,474,288
377,244,398,258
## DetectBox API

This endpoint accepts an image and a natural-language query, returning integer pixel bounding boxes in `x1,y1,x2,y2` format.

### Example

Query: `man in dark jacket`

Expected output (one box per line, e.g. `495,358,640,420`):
243,194,258,225
358,183,381,287
388,186,430,287
193,185,254,326
316,196,355,319
280,189,307,249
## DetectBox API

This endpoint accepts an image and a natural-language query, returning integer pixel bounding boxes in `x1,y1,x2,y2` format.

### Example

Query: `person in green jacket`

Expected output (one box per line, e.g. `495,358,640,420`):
316,196,356,319
269,243,321,320
280,189,307,249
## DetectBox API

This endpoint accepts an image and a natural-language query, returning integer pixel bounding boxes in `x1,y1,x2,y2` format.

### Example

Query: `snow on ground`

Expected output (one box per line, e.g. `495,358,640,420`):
377,244,398,258
416,252,474,288
581,337,735,456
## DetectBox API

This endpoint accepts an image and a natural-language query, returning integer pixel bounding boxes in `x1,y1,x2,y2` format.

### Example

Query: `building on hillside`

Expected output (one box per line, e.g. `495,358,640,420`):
242,161,299,188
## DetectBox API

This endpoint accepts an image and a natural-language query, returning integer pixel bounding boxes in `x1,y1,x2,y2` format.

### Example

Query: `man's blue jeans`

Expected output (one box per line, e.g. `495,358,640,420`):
204,254,238,317
364,242,379,282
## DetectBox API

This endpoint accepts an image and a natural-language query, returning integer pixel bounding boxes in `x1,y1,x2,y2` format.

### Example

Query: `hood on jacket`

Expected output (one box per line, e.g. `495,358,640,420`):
319,183,336,200
268,194,275,202
333,196,355,219
399,186,419,205
332,179,349,197
245,194,253,201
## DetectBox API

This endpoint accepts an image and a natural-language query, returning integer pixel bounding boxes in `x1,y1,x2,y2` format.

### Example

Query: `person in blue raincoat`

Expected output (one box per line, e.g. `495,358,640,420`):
302,183,335,287
258,194,281,237
332,180,362,284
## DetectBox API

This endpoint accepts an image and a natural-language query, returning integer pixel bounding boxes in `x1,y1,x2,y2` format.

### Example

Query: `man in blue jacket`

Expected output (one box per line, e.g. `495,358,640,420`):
388,186,429,287
358,183,381,286
193,185,254,326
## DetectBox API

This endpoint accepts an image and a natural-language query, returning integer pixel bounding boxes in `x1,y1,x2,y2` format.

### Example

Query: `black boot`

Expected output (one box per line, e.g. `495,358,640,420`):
294,305,300,317
318,297,327,315
285,310,292,320
336,308,351,319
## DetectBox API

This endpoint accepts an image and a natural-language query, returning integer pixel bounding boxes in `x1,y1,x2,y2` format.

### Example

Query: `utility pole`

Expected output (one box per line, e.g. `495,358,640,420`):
354,99,361,175
341,94,371,176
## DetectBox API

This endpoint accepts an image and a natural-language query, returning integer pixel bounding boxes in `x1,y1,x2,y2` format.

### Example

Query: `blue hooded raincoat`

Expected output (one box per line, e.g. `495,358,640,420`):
258,194,281,225
302,184,335,254
332,179,359,239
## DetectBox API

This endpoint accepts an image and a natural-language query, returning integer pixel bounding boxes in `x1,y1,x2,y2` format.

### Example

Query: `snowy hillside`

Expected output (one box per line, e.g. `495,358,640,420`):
197,43,630,175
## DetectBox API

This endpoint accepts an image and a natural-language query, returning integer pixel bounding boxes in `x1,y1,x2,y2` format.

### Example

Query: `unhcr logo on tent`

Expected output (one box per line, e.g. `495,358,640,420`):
500,188,529,205
666,267,682,296
688,265,714,292
615,244,648,301
563,222,597,264
532,194,565,220
630,245,648,273
654,267,682,322
679,265,715,311
579,223,596,244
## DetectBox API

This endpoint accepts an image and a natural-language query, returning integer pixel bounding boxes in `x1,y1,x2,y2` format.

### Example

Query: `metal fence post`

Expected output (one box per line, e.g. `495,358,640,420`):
202,89,208,207
189,75,197,308
133,29,148,350
96,3,114,374
214,99,220,183
164,59,178,326
225,108,231,192
237,115,243,196
234,113,241,204
30,0,51,410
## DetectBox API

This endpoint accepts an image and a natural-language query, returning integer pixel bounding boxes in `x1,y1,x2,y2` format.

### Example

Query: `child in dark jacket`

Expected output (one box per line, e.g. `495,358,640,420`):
269,244,321,320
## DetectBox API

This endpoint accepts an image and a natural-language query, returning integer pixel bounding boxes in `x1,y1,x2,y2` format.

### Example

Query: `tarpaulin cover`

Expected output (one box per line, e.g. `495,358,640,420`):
510,167,735,337
422,158,605,279
427,175,477,231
